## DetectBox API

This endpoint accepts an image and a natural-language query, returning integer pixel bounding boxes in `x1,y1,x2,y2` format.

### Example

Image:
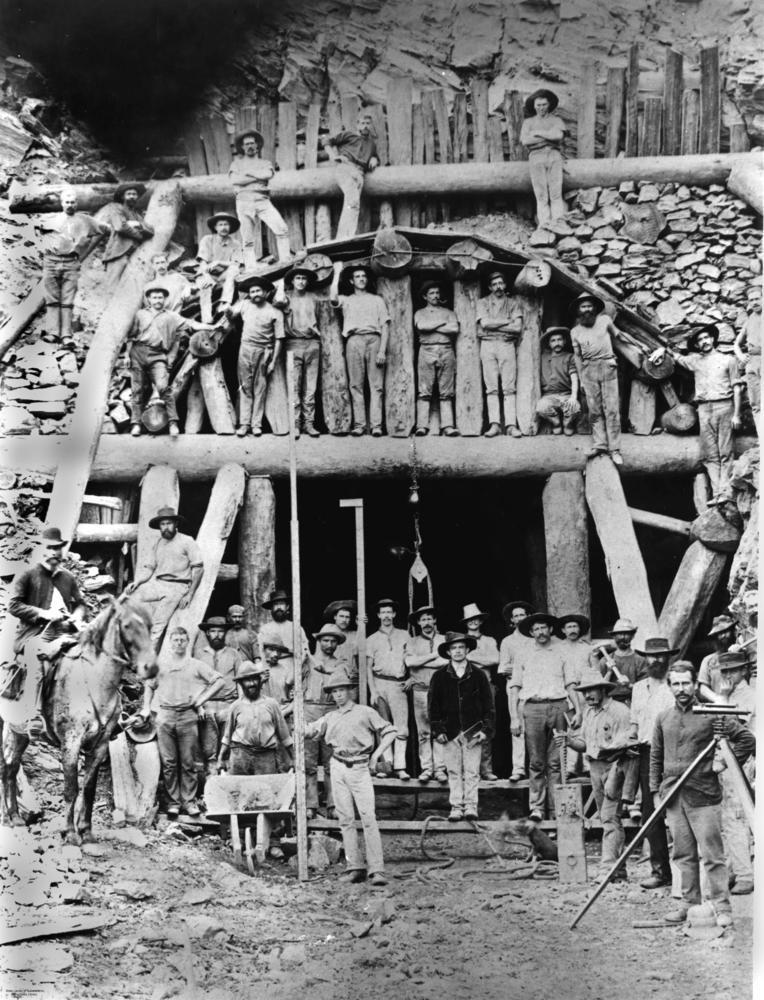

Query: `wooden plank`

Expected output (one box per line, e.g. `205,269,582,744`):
625,43,640,158
729,123,750,153
378,275,415,436
0,913,109,947
577,61,597,159
259,103,279,256
239,476,276,633
185,373,206,433
699,45,721,154
488,116,504,162
183,125,211,241
277,101,304,250
136,465,179,572
470,78,490,162
368,103,393,228
133,740,161,823
663,49,683,156
516,294,541,435
681,90,700,155
503,90,526,161
108,732,139,820
430,89,452,163
453,279,483,436
453,92,469,163
303,103,321,245
640,97,663,157
411,103,425,228
628,379,656,434
386,78,413,227
341,95,360,127
605,68,626,158
658,541,728,656
554,784,588,883
316,296,352,433
199,115,232,175
421,92,437,225
543,472,590,619
198,357,236,434
264,351,289,435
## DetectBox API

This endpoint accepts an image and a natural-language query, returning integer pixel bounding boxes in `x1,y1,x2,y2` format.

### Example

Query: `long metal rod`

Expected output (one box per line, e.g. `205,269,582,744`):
286,352,309,882
569,736,717,929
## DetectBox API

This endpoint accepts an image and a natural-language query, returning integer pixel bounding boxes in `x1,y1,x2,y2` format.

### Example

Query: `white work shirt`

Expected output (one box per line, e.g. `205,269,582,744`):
629,676,675,744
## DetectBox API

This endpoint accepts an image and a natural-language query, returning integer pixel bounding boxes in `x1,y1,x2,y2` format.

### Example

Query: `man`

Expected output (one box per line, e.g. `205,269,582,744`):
734,288,761,426
628,637,677,889
570,293,630,465
462,602,500,782
228,274,284,437
590,618,647,704
404,606,448,783
498,600,535,781
557,677,633,878
259,589,309,680
218,660,293,776
413,281,460,437
126,507,203,649
554,613,594,778
260,635,295,772
305,666,396,885
277,265,322,437
140,626,225,819
476,270,524,438
323,600,359,671
519,88,566,226
650,325,742,495
323,110,380,239
650,661,754,927
37,187,109,342
127,282,216,438
150,252,192,313
302,623,349,817
536,327,580,435
330,262,390,436
97,182,154,287
429,632,495,821
9,527,86,716
366,598,410,778
698,614,737,703
715,650,755,896
223,604,258,663
229,128,291,267
195,616,242,775
196,212,243,313
509,612,581,822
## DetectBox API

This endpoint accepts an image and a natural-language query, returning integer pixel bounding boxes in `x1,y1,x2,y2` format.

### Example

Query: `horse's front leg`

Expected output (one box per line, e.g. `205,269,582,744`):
3,727,30,827
61,737,82,845
76,736,112,841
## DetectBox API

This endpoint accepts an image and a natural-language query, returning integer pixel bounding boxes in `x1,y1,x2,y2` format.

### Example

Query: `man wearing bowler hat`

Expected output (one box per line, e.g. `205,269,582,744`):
591,617,647,703
476,269,524,437
404,606,448,782
228,273,284,437
330,261,390,436
498,600,535,781
650,326,742,496
126,508,204,649
413,281,460,437
520,88,567,226
463,603,500,782
218,659,293,776
274,265,322,437
195,616,243,775
97,182,154,288
429,632,495,820
536,326,581,435
509,612,581,821
259,588,309,680
698,614,737,702
366,598,410,777
196,212,243,312
322,110,380,239
229,128,292,267
224,604,258,663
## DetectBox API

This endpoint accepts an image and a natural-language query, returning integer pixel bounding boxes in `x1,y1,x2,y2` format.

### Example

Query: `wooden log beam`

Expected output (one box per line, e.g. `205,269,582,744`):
11,154,760,214
584,455,658,644
727,156,764,216
315,296,352,433
453,279,483,436
379,274,415,436
198,358,236,434
663,50,683,157
542,472,590,619
605,68,626,158
577,61,596,160
628,380,656,434
0,284,45,362
628,507,692,537
516,293,542,436
658,540,728,655
239,475,276,634
699,46,721,155
625,43,640,158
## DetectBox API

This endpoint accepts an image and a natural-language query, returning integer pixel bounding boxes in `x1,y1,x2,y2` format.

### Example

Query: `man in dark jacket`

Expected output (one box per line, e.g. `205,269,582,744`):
428,632,495,821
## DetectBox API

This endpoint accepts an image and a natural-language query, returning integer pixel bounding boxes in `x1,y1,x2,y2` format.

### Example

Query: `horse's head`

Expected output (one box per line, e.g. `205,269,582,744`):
114,596,158,680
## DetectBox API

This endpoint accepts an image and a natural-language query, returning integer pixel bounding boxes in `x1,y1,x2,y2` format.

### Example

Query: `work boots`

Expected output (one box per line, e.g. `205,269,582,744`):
440,400,459,436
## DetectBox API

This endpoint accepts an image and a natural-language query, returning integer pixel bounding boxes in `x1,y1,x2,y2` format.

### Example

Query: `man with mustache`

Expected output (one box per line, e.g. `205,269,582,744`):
404,606,448,783
97,182,154,288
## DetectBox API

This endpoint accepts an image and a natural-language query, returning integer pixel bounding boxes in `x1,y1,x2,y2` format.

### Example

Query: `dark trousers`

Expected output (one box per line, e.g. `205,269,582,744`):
639,744,671,879
156,706,199,810
229,746,278,776
199,700,235,774
523,698,567,816
129,343,178,425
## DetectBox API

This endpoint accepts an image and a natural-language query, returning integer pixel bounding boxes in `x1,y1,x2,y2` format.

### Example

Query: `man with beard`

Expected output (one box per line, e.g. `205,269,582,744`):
536,327,581,435
323,600,359,672
650,661,754,927
223,604,258,663
229,274,284,438
126,508,204,649
476,270,524,438
590,618,647,704
258,589,309,680
366,598,410,778
404,606,448,783
97,182,154,287
462,602,500,782
229,128,291,266
217,660,293,776
195,616,242,776
627,637,677,888
323,110,380,239
698,614,737,703
498,600,535,781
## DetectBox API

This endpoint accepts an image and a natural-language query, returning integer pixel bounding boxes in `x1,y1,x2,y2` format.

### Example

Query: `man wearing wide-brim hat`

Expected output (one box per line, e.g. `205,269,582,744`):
96,181,153,288
126,508,204,650
274,263,322,437
404,606,449,782
497,599,535,781
536,326,581,436
258,589,309,679
330,260,391,436
196,212,243,314
476,269,524,438
323,599,359,671
413,281,460,438
229,128,291,267
462,603,500,782
366,598,411,777
510,612,582,822
520,88,566,226
697,614,737,702
650,324,742,497
195,616,243,775
556,675,633,878
428,632,495,820
590,617,647,703
218,658,293,776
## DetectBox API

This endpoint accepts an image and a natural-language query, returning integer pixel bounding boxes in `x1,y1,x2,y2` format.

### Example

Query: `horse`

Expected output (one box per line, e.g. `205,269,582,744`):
0,595,157,844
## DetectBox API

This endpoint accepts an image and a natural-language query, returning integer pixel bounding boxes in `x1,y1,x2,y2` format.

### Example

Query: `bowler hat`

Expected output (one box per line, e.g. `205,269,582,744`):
323,665,357,691
576,676,616,693
207,212,240,234
708,614,735,638
635,637,679,657
688,323,719,350
188,330,217,359
409,605,437,626
518,612,559,637
571,292,605,316
540,326,572,351
555,613,591,637
375,597,398,613
234,128,264,152
609,618,637,635
461,603,488,624
148,507,185,530
313,623,347,644
717,650,748,671
41,526,68,547
143,282,170,299
420,280,445,300
199,616,228,632
262,588,290,610
437,631,478,659
284,265,318,288
501,600,535,625
523,88,559,117
114,182,146,203
235,659,268,682
237,272,274,294
323,599,357,619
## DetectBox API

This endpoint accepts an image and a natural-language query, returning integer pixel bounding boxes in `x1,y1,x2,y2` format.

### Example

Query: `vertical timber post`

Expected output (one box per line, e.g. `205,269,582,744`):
239,476,277,634
340,499,367,706
542,472,590,620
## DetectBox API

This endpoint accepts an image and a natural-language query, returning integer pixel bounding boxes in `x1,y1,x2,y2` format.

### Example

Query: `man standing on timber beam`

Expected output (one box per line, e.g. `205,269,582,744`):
476,270,523,438
366,598,410,778
498,600,535,781
229,274,284,438
462,603,500,782
150,252,192,313
570,293,629,466
520,88,567,227
97,182,154,288
413,281,460,437
650,325,742,497
37,187,110,343
229,128,292,268
650,660,754,927
330,262,390,437
274,265,322,437
536,326,581,435
404,606,448,783
126,507,204,650
196,212,243,315
322,110,380,239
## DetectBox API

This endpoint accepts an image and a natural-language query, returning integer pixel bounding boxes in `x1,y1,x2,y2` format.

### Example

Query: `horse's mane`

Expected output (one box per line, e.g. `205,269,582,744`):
78,600,117,656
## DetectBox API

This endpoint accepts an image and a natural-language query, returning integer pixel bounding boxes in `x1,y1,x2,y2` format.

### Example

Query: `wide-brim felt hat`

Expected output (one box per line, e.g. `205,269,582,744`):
634,637,679,657
717,650,749,671
323,666,357,691
313,623,347,644
461,603,488,624
708,614,735,637
41,525,68,547
688,323,720,349
340,263,376,289
524,89,560,116
237,272,274,294
518,612,559,637
571,292,605,316
437,631,478,659
143,282,170,299
260,637,290,657
609,618,638,635
409,604,437,626
120,711,157,743
540,326,572,350
576,676,616,693
234,128,264,151
199,616,228,632
114,182,147,202
323,599,357,619
502,600,535,625
375,597,398,612
262,589,290,609
148,507,186,530
420,280,446,299
555,613,591,637
235,659,268,681
284,266,318,287
207,212,240,234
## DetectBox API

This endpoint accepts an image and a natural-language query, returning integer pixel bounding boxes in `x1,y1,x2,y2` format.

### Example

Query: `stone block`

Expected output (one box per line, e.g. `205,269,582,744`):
528,228,556,247
655,297,687,326
725,253,759,272
637,184,661,202
28,401,68,420
6,385,73,404
676,251,705,270
698,264,721,280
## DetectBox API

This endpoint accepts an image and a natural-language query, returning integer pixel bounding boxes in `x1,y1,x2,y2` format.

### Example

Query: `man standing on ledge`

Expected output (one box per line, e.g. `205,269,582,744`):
476,270,523,438
229,128,292,267
520,88,567,227
323,110,379,239
413,281,460,437
229,274,284,438
97,182,154,288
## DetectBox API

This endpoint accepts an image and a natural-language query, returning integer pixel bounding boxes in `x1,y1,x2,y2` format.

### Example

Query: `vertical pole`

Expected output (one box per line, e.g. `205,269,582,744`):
340,499,367,706
286,351,309,882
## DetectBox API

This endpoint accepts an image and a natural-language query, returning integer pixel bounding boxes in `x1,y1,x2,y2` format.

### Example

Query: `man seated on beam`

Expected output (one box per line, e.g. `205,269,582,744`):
536,326,581,435
322,110,379,239
413,280,460,438
229,128,292,267
195,212,243,317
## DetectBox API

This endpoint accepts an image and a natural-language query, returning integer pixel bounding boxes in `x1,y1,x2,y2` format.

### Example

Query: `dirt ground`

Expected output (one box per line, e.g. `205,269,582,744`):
1,777,753,1000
